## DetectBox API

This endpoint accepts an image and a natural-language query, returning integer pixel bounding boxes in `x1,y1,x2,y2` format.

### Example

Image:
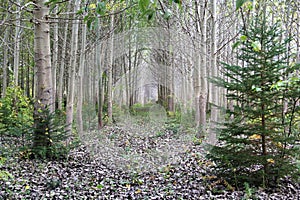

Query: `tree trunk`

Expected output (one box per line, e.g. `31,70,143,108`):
52,5,59,111
96,26,104,129
2,29,9,97
76,22,87,135
107,13,114,123
209,0,218,144
33,0,53,148
57,1,71,110
13,1,21,86
199,0,208,136
66,0,81,133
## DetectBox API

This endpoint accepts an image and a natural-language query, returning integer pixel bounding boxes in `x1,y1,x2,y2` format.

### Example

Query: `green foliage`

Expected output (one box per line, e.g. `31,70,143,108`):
0,85,33,134
0,85,77,160
0,85,33,155
242,182,257,200
165,119,181,134
0,157,13,181
32,109,78,160
236,0,253,10
208,18,300,188
130,103,151,117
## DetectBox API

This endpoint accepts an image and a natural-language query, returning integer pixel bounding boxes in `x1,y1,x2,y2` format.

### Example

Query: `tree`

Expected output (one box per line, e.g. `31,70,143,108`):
33,0,54,149
77,21,87,135
57,1,71,110
66,0,81,133
13,0,21,86
209,0,218,144
207,15,300,188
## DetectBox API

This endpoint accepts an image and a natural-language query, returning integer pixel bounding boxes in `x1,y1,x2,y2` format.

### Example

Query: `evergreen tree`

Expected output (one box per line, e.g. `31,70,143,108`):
207,17,300,188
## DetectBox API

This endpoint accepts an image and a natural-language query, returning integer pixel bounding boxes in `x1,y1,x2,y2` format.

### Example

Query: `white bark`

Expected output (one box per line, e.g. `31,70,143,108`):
107,13,114,123
57,1,71,110
2,29,9,97
34,0,53,110
52,5,59,111
76,22,87,135
96,26,104,129
199,8,208,135
33,0,54,149
209,0,218,144
66,0,81,133
13,1,21,85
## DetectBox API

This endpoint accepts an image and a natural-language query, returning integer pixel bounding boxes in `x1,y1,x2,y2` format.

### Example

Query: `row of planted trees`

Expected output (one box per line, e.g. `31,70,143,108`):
0,0,299,188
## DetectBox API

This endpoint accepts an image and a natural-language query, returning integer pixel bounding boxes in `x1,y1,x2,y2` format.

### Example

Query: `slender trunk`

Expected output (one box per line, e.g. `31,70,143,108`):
33,0,53,147
193,1,201,134
97,27,104,129
2,29,9,97
77,22,87,135
107,14,114,123
52,5,59,111
209,0,218,144
66,0,81,133
14,1,21,85
193,42,201,128
57,1,71,110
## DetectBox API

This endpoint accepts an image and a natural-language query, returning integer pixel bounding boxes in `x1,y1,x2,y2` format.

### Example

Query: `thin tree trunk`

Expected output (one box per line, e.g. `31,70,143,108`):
193,1,201,132
13,1,21,86
96,26,104,129
107,13,114,123
76,22,87,135
66,0,80,133
57,1,71,110
2,29,9,97
199,0,208,136
52,5,59,111
33,0,53,147
209,0,218,144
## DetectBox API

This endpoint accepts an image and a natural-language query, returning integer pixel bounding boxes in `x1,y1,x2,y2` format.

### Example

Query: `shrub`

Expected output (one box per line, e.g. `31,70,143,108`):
0,85,77,160
0,85,33,154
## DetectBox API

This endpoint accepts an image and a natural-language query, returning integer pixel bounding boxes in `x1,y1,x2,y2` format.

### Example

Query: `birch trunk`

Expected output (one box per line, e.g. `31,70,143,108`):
66,0,80,133
107,14,114,123
193,1,202,134
76,22,87,135
13,1,21,85
52,5,59,110
209,0,218,144
96,26,104,129
193,39,201,128
2,29,9,97
57,1,71,110
199,0,208,136
33,0,53,147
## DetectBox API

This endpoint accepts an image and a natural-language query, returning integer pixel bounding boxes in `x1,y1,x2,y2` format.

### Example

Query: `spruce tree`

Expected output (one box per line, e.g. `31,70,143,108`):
207,17,300,188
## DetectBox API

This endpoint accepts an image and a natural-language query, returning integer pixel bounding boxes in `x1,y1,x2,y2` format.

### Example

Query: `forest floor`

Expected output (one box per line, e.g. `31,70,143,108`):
0,124,299,199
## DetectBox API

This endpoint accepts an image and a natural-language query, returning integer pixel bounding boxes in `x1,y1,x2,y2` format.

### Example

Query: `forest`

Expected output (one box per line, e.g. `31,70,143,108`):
0,0,299,199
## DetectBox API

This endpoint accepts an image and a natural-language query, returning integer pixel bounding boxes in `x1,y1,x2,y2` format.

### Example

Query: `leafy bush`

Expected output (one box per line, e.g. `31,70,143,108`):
0,85,33,154
0,85,77,160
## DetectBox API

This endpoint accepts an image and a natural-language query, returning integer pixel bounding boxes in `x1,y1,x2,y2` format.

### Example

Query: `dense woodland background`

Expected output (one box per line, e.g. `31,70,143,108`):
0,0,300,198
1,0,299,134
